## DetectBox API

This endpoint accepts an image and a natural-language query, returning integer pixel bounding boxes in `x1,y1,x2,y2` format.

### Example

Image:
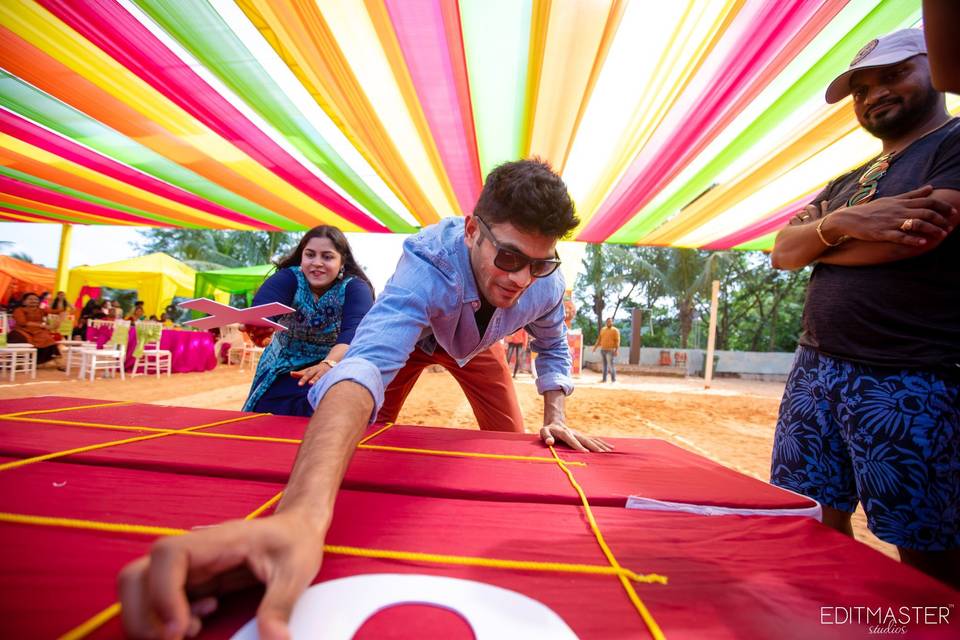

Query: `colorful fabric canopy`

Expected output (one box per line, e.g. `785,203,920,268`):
0,1,955,249
194,263,274,305
66,252,204,316
0,254,56,305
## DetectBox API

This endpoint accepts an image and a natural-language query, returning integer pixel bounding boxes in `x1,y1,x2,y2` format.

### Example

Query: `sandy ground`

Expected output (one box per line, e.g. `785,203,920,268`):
0,362,896,560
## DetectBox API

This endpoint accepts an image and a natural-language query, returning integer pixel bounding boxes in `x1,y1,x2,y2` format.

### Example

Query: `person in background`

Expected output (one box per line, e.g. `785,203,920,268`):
97,300,113,320
49,291,72,314
164,304,181,326
37,291,51,310
74,298,101,339
125,301,145,323
241,226,375,417
504,328,528,378
118,159,612,640
593,318,620,383
9,292,61,365
769,29,959,588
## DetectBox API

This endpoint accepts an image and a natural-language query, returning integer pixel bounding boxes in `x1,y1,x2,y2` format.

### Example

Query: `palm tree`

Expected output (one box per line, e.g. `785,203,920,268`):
662,249,727,348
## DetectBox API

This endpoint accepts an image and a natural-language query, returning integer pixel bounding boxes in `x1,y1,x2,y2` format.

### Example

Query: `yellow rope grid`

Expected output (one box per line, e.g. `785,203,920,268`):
0,416,586,466
0,412,268,473
0,511,661,586
0,402,659,637
548,445,667,640
0,400,134,419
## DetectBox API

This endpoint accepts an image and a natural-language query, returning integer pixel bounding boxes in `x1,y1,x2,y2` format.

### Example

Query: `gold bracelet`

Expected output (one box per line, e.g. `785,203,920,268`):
321,358,338,368
815,216,848,247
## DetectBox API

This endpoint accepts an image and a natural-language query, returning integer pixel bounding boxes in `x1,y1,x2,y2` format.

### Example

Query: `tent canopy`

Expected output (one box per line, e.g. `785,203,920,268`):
0,254,55,305
194,264,274,306
1,1,956,250
66,252,196,317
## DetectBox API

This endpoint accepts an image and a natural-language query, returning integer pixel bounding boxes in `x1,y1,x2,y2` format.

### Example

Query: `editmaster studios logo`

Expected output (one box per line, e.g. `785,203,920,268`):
821,605,954,634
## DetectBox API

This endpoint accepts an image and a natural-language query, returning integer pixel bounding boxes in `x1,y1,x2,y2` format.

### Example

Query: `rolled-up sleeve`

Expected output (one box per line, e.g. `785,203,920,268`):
526,294,574,397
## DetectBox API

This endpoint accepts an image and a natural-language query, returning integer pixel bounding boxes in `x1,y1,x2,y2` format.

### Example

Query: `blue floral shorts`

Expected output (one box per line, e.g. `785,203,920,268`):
771,346,960,551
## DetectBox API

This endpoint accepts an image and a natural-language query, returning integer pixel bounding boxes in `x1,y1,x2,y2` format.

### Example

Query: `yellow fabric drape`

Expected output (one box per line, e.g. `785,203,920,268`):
65,253,226,318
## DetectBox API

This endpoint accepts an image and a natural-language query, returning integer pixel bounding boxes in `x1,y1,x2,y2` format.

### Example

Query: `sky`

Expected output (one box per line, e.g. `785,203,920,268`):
1,222,587,296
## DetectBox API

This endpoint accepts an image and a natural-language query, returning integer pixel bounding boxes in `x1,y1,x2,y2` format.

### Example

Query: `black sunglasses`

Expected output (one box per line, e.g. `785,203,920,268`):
474,216,561,278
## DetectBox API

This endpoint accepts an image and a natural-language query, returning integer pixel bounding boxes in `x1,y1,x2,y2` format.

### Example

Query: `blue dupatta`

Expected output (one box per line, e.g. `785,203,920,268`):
243,268,350,411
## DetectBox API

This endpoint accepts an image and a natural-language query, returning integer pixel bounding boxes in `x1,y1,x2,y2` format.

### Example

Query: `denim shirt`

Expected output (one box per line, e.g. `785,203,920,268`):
307,217,573,419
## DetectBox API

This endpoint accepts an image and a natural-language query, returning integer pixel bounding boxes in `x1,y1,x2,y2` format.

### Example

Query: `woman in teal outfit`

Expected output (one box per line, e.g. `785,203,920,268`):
242,226,374,417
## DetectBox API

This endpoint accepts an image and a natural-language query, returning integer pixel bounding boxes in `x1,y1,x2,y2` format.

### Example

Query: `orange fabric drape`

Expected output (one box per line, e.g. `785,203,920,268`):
0,255,56,306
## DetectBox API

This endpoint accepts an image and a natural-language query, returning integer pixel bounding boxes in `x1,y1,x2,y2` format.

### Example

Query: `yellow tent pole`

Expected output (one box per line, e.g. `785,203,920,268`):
55,223,73,293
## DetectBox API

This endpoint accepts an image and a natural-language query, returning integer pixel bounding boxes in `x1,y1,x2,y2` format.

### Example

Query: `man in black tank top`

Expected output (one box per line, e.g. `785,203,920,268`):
769,29,960,589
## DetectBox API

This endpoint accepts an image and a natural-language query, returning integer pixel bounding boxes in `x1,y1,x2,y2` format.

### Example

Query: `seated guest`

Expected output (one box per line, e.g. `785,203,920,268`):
97,300,113,319
49,291,72,314
74,298,101,338
125,301,145,322
241,226,375,417
9,292,61,365
163,304,180,326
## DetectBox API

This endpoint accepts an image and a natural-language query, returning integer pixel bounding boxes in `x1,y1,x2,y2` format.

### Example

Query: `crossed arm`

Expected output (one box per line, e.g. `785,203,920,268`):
770,185,960,270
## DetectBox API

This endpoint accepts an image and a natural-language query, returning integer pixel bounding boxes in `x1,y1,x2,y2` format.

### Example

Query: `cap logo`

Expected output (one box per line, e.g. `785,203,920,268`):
851,39,878,66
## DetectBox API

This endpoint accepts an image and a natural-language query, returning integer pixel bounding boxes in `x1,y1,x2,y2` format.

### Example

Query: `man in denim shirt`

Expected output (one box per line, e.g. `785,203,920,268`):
119,160,612,639
307,162,604,442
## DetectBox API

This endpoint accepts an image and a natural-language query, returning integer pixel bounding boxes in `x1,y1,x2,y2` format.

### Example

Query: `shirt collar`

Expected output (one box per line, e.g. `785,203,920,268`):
451,218,482,310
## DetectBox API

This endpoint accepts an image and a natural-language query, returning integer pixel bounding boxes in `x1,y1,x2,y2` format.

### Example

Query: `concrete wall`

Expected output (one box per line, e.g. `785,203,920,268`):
582,346,795,379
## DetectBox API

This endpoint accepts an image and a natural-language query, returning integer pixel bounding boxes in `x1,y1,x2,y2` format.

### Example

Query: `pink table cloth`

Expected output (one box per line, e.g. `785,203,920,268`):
85,325,216,373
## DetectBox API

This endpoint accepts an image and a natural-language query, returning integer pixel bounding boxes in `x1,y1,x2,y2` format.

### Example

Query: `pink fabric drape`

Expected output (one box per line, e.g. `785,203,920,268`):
580,0,842,241
39,0,386,233
0,110,270,230
73,286,101,310
701,190,818,249
0,175,171,226
385,0,482,214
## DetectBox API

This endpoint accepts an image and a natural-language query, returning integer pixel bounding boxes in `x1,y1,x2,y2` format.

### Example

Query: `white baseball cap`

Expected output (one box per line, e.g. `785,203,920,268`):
825,29,927,104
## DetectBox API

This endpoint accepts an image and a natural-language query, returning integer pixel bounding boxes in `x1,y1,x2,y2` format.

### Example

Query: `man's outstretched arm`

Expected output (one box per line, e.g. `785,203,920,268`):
118,381,374,640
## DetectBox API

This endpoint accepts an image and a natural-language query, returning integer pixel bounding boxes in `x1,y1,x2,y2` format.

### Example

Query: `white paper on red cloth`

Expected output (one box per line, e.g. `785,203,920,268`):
178,298,295,330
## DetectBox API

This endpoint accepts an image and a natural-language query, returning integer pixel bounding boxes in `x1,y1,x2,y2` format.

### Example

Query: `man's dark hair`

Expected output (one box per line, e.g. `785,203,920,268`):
473,158,579,238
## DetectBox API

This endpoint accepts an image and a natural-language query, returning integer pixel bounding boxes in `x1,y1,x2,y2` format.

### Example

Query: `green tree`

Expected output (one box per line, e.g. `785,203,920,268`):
9,251,33,263
136,229,298,270
573,245,810,353
572,244,664,344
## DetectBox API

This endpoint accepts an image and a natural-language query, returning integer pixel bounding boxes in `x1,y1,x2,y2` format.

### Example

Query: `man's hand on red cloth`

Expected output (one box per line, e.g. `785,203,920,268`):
540,423,614,453
118,511,325,640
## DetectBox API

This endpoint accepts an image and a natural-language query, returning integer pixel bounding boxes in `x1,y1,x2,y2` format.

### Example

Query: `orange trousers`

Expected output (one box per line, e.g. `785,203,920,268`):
376,341,524,432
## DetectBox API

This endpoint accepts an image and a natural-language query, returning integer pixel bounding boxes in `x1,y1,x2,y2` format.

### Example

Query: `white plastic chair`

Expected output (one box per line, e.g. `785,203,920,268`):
79,320,130,381
131,322,172,378
238,330,264,372
63,340,96,376
0,345,37,382
217,323,245,365
0,312,38,381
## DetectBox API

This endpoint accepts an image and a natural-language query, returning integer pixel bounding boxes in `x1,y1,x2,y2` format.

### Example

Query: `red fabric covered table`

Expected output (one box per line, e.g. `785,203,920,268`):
0,397,955,639
0,397,814,512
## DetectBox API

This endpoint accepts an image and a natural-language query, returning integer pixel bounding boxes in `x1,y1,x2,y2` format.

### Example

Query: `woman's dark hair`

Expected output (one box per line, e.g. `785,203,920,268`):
276,226,374,296
51,291,69,311
473,158,579,238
